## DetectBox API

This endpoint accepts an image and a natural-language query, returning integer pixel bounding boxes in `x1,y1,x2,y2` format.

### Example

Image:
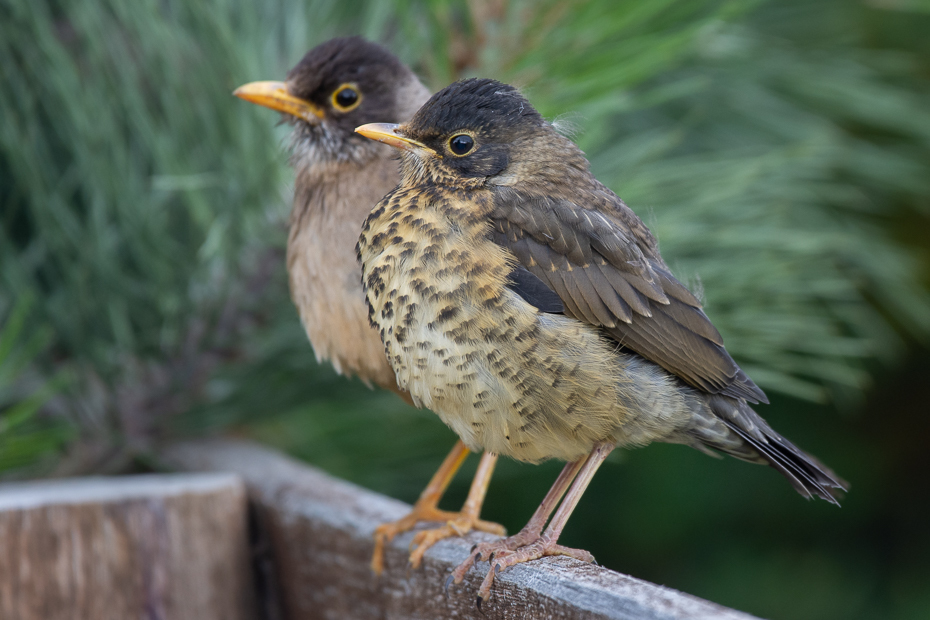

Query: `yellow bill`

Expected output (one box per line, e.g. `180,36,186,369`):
233,80,324,123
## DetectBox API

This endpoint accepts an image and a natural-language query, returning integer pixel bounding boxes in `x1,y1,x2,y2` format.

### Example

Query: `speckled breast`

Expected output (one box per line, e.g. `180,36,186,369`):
358,186,691,463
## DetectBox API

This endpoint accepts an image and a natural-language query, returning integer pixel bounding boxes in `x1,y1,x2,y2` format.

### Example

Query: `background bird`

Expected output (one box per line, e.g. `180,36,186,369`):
234,38,503,574
356,77,847,603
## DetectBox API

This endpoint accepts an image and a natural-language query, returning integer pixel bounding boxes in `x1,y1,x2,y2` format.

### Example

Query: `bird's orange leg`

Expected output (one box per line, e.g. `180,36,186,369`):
450,454,585,584
407,451,504,569
475,442,615,604
371,441,505,574
371,440,468,574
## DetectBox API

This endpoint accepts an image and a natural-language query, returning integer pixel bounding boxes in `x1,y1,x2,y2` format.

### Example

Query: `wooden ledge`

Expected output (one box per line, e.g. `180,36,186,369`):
0,472,253,620
161,439,760,620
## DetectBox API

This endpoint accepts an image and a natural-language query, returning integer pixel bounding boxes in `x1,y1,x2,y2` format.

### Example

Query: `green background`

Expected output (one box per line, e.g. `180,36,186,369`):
2,1,930,618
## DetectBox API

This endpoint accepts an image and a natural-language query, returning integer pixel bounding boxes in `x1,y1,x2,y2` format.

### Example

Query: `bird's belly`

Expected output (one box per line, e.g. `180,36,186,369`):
288,212,398,390
364,222,691,463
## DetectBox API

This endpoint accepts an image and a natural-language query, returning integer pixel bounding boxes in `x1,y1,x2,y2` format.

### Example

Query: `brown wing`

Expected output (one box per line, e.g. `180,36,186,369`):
491,190,767,404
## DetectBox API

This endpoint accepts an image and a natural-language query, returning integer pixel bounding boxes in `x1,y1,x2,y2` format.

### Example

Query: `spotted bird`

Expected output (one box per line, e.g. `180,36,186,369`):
356,78,846,603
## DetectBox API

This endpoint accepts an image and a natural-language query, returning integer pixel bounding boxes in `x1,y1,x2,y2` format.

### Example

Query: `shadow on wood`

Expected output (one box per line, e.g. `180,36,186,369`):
161,439,759,620
0,473,254,620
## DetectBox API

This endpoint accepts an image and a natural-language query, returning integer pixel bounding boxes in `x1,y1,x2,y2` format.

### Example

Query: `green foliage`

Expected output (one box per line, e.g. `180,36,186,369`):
0,295,72,473
1,0,302,374
2,1,930,619
585,5,930,402
0,0,360,453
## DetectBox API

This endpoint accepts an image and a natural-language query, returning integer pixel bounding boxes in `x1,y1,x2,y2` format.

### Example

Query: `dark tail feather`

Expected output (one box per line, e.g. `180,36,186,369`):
685,395,848,505
720,419,846,505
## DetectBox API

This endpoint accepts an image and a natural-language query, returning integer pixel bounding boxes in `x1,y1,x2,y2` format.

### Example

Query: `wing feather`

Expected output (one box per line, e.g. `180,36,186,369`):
490,190,768,404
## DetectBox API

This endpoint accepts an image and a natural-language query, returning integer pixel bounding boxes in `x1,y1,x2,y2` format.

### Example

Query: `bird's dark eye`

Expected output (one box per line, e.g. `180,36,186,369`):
449,134,475,156
331,84,361,112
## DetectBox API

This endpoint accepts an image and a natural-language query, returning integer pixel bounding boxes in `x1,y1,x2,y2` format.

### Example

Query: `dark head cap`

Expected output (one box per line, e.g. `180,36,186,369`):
357,78,588,186
405,79,544,142
236,37,429,164
399,79,547,179
285,37,415,125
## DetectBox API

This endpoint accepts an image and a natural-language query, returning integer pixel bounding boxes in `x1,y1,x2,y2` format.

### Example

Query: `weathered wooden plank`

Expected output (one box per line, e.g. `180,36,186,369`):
0,473,254,620
161,439,760,620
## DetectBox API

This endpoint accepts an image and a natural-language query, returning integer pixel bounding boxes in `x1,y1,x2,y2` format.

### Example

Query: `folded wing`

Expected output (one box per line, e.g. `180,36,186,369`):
492,189,767,404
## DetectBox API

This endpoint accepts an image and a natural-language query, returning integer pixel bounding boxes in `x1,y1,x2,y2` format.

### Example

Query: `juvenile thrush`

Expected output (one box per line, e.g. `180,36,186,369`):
234,38,504,574
356,78,846,602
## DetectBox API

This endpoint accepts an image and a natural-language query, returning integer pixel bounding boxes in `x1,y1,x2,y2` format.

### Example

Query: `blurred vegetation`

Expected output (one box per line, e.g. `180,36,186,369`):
0,294,72,473
2,0,929,618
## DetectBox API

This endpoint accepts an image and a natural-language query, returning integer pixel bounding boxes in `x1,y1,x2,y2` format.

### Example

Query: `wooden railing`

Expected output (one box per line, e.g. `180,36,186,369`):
0,439,759,620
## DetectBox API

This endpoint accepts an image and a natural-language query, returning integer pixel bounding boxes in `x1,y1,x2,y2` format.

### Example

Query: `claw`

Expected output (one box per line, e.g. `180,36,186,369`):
444,573,455,592
374,510,504,576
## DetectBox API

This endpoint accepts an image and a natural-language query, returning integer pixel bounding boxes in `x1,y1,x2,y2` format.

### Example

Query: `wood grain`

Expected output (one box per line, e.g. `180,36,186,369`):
0,473,254,620
161,439,760,620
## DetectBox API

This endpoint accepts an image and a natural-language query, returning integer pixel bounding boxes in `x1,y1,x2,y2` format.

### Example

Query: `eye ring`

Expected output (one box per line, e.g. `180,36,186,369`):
448,133,476,156
331,83,362,112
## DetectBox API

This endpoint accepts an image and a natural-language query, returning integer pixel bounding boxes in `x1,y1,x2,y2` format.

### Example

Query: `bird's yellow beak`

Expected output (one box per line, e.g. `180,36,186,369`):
355,123,440,157
233,81,324,123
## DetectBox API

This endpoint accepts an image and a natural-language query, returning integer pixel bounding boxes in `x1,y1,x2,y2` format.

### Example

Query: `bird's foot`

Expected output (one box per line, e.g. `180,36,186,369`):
371,504,452,574
407,514,506,570
473,534,594,604
449,524,543,585
371,504,505,574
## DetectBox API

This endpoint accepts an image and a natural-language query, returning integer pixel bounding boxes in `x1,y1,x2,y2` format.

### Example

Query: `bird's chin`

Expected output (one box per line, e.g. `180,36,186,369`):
287,121,379,170
397,151,433,186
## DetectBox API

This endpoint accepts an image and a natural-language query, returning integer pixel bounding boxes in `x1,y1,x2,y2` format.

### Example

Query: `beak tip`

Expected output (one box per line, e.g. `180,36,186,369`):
355,122,387,135
355,122,402,140
230,81,324,121
355,123,433,156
